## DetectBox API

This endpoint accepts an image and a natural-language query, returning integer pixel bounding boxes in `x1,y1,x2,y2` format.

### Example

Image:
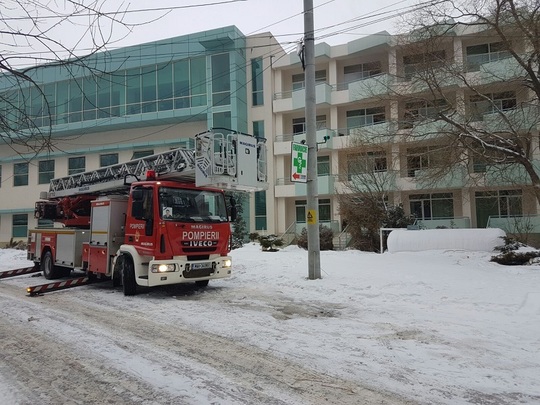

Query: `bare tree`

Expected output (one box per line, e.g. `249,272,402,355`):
337,134,413,251
384,0,540,205
0,0,133,156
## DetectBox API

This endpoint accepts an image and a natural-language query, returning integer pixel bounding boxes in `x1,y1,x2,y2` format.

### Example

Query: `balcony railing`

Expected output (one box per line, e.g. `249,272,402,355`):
487,214,540,234
414,217,471,229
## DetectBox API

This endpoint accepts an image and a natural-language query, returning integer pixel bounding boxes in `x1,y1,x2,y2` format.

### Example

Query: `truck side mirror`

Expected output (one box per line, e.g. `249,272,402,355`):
229,197,237,222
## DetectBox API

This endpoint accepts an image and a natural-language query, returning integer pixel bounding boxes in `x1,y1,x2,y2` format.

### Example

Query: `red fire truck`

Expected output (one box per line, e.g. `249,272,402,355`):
26,130,267,295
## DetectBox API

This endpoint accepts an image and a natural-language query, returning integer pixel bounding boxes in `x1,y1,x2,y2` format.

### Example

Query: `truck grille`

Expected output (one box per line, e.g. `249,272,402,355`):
183,268,214,278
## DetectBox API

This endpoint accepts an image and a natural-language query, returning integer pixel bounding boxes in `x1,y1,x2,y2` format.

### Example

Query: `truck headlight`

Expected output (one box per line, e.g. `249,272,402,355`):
223,259,232,268
151,263,176,273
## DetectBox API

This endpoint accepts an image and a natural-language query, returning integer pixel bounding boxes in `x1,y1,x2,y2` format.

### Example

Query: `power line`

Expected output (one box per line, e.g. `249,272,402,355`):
0,0,248,21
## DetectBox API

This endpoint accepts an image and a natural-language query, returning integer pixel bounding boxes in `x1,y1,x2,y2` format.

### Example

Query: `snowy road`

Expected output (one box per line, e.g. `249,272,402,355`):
0,280,410,405
1,244,539,405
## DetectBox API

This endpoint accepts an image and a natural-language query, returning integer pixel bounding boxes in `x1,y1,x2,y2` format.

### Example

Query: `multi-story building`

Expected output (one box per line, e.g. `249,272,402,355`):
1,23,538,246
271,25,539,243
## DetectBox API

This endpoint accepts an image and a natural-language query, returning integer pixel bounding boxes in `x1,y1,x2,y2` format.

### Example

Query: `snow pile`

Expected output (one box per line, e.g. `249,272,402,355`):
387,228,506,253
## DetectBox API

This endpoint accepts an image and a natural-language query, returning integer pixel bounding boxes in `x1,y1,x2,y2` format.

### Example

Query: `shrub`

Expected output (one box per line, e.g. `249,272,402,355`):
258,234,284,251
249,232,260,242
494,236,526,253
297,225,334,250
491,250,540,265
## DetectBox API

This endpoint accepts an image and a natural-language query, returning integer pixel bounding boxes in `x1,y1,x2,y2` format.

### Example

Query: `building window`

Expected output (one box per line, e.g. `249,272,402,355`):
38,159,55,184
253,120,264,138
12,214,28,238
255,190,267,230
251,57,264,106
100,153,118,167
410,193,454,220
13,162,28,186
141,66,157,113
317,156,330,176
343,61,382,82
347,108,385,134
292,70,327,90
212,53,231,107
347,151,387,180
402,99,447,128
132,150,154,160
475,190,522,228
319,199,331,222
68,157,85,175
213,111,231,130
469,91,517,121
295,199,331,223
403,50,445,80
293,115,327,134
406,146,444,177
466,42,510,71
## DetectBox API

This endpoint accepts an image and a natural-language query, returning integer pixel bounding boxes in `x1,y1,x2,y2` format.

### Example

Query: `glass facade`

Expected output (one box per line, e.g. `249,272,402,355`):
253,120,267,230
0,56,211,129
251,57,264,106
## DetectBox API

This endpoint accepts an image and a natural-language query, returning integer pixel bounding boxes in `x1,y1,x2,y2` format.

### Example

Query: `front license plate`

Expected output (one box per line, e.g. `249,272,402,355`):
191,262,211,270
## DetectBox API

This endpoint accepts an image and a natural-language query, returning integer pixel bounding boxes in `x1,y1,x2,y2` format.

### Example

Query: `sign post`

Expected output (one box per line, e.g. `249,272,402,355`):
291,142,308,183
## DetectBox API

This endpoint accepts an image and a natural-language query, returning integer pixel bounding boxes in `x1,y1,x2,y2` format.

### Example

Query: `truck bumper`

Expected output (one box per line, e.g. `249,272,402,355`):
141,256,232,287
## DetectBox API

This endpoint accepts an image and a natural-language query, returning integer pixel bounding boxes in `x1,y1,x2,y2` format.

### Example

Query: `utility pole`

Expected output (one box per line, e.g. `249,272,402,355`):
304,0,321,279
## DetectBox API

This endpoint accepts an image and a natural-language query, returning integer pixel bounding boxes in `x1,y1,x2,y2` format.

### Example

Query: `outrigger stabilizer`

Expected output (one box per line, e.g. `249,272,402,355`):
0,266,105,296
0,266,40,279
26,276,102,296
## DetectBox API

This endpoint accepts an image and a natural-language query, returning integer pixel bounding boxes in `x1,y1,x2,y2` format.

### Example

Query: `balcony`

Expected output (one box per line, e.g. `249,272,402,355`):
332,74,394,104
275,175,336,197
274,129,337,155
346,170,398,192
408,119,454,140
414,217,471,229
483,163,531,187
487,215,540,234
466,56,525,85
294,175,336,196
349,73,393,100
348,122,394,143
273,82,333,113
481,106,539,133
411,166,467,189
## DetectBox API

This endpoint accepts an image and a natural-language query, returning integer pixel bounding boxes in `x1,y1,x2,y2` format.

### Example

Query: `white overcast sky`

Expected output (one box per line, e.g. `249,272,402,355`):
104,0,417,50
2,0,419,68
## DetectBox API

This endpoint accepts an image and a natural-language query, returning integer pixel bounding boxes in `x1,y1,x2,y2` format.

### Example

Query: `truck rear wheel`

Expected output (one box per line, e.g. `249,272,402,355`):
122,256,137,296
41,251,62,280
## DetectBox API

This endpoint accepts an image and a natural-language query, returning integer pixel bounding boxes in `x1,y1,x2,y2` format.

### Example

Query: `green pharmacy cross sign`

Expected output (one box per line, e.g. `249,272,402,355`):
291,142,308,183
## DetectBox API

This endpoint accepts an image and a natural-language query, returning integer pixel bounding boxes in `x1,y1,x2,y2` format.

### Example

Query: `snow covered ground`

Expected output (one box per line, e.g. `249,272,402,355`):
1,243,539,404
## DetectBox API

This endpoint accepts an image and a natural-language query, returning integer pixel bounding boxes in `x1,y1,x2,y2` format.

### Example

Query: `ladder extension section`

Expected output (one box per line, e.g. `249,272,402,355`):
46,130,268,199
48,148,196,198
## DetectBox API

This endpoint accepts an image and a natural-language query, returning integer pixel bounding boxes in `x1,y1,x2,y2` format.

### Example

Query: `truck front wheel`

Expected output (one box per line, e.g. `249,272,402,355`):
41,251,62,280
122,256,137,296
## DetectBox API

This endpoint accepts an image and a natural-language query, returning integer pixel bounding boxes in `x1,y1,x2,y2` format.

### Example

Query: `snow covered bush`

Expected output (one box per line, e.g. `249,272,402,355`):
296,225,334,250
258,234,284,252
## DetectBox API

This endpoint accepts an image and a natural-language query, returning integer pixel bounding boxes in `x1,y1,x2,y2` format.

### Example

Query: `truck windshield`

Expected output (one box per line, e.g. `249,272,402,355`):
158,187,228,222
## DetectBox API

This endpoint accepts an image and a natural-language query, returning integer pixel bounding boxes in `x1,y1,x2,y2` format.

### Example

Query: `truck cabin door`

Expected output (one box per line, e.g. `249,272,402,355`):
129,187,155,249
